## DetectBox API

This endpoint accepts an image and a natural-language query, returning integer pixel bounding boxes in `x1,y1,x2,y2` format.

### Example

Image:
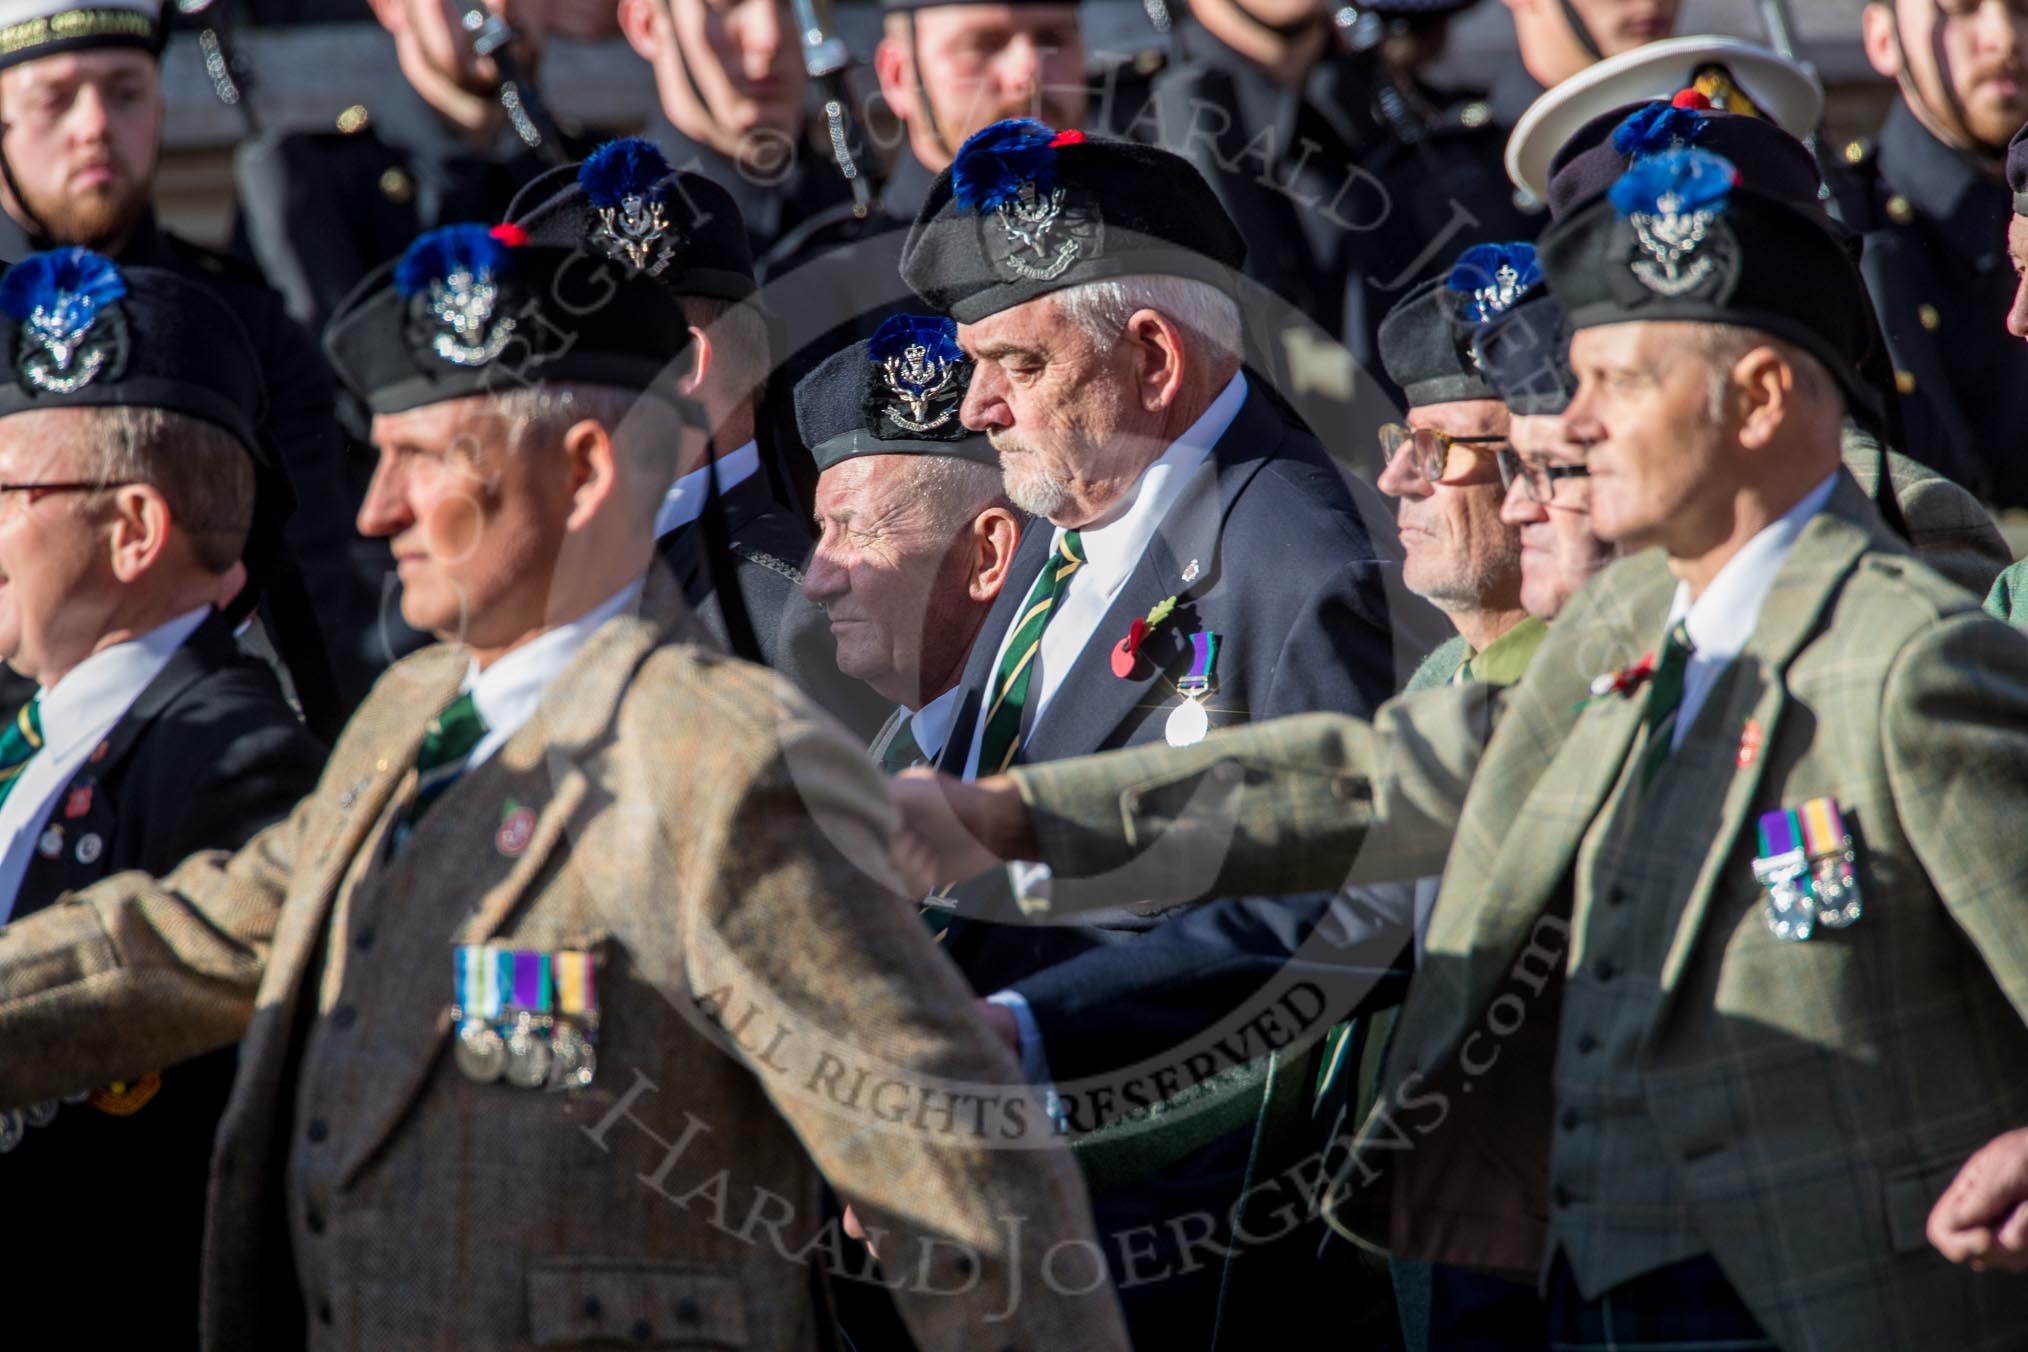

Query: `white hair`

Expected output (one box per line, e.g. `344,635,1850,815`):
1052,275,1242,365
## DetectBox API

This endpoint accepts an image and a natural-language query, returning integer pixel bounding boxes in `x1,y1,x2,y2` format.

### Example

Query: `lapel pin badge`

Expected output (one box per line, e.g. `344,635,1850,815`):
1111,595,1179,679
74,832,102,866
63,786,92,819
1181,558,1200,585
496,799,536,857
36,826,62,860
1737,718,1763,768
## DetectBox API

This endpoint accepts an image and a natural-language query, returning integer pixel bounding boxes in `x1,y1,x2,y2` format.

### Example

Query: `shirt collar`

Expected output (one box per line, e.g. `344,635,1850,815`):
906,685,962,762
464,580,642,738
655,441,762,538
1053,371,1246,589
1665,472,1838,660
36,606,210,762
1462,615,1550,686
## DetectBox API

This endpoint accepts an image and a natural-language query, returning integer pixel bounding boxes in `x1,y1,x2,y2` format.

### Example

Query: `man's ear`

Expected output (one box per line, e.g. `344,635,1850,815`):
968,506,1023,602
1732,346,1794,451
1862,2,1902,80
561,417,622,531
873,34,917,123
1123,308,1188,414
681,325,714,397
617,0,663,62
105,483,174,584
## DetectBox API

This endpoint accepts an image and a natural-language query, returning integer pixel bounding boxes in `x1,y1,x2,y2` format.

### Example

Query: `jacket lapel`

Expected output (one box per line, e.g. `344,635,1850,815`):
332,571,688,1185
1652,475,1882,995
11,612,240,915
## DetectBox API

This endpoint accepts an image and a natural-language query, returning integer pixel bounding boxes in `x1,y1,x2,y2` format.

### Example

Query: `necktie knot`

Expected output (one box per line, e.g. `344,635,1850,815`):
1638,620,1696,793
394,690,492,850
978,529,1087,776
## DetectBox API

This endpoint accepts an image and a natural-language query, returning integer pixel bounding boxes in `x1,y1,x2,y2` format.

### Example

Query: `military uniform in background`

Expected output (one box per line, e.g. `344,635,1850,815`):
1833,101,2028,507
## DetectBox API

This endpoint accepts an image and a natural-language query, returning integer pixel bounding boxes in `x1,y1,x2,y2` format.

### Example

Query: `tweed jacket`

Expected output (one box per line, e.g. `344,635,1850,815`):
1007,472,2028,1351
0,569,1127,1352
1839,425,2011,599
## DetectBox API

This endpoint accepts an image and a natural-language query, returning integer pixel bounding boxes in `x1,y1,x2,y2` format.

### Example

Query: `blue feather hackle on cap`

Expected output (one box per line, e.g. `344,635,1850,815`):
395,224,509,299
952,119,1061,214
581,137,672,208
1607,148,1738,220
869,314,965,367
0,247,126,328
1611,103,1708,160
1446,242,1542,325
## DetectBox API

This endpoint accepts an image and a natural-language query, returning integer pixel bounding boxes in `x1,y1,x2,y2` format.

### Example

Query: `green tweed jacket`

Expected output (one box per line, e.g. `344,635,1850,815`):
1009,471,2028,1351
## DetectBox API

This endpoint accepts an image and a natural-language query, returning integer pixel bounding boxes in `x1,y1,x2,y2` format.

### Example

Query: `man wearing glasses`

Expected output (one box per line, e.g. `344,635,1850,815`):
1375,244,1548,694
0,250,325,1349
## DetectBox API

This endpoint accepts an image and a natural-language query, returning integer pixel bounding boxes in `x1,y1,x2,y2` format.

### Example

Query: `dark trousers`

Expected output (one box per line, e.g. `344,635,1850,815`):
1546,1253,1776,1351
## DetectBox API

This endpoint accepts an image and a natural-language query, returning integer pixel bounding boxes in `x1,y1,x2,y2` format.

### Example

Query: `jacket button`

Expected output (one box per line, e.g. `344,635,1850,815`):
305,1209,326,1235
631,1320,655,1342
1561,1108,1580,1131
1593,959,1616,983
317,1299,333,1325
582,1296,602,1320
331,1005,356,1030
354,927,375,951
306,1119,329,1144
673,1298,702,1325
1576,1032,1598,1054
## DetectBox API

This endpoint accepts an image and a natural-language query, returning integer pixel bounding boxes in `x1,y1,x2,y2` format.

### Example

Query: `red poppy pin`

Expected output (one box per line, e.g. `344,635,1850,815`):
1111,595,1179,679
1576,652,1657,711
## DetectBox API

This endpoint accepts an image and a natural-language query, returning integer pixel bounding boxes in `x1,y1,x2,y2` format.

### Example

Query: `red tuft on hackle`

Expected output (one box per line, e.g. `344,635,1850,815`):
1049,129,1086,148
1671,89,1711,110
490,223,529,247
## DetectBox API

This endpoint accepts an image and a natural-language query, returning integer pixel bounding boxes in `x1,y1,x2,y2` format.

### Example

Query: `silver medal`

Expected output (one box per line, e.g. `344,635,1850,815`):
1164,695,1210,748
503,1014,552,1089
23,1100,58,1128
0,1109,23,1153
547,1022,598,1090
453,1019,506,1083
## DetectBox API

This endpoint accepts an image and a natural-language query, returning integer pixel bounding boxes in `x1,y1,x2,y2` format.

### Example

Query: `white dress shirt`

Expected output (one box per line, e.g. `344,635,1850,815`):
960,370,1247,779
654,440,761,540
460,581,643,773
1663,472,1838,750
0,606,210,921
907,685,962,765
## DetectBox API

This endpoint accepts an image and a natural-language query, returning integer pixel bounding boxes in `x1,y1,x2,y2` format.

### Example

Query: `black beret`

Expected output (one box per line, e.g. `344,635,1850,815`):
2010,119,2028,216
796,314,998,471
900,120,1245,324
503,138,755,302
1539,148,1874,412
1378,242,1542,407
0,246,262,455
0,0,162,73
323,222,695,416
1546,92,1822,220
1472,287,1576,417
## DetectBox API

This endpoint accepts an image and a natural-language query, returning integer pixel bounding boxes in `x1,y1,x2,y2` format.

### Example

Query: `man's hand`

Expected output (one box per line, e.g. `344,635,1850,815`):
887,769,1038,895
1929,1126,2028,1271
976,998,1022,1056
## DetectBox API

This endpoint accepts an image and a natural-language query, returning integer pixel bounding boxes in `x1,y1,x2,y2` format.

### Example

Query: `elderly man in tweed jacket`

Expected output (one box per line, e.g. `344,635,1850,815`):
0,203,1128,1350
891,149,2028,1350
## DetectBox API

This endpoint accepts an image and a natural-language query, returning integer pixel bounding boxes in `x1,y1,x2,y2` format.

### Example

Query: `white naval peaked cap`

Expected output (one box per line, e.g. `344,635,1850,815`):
1505,35,1824,202
0,0,163,71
